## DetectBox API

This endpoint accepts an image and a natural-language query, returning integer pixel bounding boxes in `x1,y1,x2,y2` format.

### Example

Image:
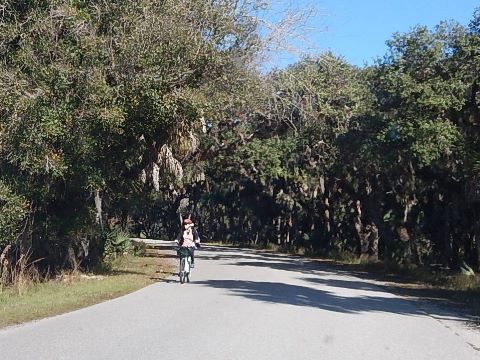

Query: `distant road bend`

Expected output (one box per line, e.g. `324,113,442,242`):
1,242,479,360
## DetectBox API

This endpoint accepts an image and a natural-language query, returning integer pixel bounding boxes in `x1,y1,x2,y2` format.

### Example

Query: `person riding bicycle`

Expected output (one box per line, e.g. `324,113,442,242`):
176,218,200,267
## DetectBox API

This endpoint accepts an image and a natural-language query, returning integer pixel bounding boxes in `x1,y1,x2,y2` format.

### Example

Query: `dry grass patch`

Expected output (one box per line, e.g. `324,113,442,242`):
0,255,172,328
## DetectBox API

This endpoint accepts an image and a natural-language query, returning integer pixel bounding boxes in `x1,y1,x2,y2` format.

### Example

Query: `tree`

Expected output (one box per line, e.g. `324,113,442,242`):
0,0,266,269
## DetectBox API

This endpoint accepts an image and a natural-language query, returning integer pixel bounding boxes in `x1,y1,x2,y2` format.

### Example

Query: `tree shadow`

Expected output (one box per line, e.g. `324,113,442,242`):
200,245,293,258
143,252,177,259
194,279,424,316
196,253,286,262
208,255,478,322
107,269,148,276
302,277,386,293
145,244,479,324
323,263,480,323
228,259,325,275
150,276,177,283
195,247,299,263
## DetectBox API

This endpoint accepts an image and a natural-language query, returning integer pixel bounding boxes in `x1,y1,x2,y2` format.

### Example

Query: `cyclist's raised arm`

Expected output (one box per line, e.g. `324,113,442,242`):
193,228,200,243
176,231,183,246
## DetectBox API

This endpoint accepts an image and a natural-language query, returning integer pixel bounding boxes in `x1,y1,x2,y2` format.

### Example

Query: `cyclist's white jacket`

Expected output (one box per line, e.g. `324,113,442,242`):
177,228,200,247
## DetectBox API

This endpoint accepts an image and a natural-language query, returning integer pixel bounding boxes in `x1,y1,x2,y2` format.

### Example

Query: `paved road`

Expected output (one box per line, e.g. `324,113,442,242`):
1,244,479,360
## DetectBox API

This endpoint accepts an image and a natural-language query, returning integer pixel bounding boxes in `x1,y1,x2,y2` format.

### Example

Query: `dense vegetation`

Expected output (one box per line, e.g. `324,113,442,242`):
1,1,480,277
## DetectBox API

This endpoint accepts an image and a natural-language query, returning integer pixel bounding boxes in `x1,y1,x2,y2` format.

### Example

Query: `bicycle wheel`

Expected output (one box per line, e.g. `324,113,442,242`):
179,258,185,284
186,258,192,282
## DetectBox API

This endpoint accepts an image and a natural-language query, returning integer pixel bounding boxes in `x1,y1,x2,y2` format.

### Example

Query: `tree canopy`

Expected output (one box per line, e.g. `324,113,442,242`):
1,2,480,273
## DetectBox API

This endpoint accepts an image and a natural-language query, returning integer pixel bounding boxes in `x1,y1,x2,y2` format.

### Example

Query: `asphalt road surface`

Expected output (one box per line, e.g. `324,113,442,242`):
1,244,479,360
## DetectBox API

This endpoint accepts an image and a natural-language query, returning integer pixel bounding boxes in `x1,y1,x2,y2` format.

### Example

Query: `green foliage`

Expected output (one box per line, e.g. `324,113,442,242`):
376,117,460,167
0,182,28,247
103,230,132,260
0,0,267,270
193,9,480,271
2,1,480,275
216,137,298,182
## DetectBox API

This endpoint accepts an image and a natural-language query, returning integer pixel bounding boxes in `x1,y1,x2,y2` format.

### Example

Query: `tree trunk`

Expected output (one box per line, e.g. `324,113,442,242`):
476,233,480,272
324,197,331,234
369,223,379,261
443,220,453,268
276,216,282,245
354,200,369,256
474,208,480,271
285,215,292,244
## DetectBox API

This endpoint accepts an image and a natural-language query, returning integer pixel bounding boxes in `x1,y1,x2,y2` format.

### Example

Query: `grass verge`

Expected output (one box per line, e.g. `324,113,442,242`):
0,254,172,328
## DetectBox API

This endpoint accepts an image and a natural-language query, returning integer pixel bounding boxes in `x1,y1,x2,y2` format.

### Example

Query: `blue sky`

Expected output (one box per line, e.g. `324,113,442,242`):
264,0,479,68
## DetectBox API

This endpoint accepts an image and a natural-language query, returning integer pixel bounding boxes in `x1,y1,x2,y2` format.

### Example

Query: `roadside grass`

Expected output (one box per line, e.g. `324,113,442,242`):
335,254,480,293
0,254,172,328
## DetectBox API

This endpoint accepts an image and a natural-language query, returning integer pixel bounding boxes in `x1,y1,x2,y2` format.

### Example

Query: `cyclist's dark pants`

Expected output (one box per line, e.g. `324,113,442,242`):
187,247,195,264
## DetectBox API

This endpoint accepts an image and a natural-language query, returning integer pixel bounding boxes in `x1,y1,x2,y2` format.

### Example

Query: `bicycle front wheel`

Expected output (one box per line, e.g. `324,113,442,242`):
179,258,186,284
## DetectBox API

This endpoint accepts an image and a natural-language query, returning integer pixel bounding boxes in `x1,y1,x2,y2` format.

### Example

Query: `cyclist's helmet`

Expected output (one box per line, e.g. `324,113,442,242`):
183,218,194,228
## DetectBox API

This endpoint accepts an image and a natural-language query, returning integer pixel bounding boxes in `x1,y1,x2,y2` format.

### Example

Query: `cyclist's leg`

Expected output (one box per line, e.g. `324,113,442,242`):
188,247,195,265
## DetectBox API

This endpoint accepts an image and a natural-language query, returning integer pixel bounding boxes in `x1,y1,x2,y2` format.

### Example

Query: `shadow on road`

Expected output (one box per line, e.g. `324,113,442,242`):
302,277,385,293
220,257,479,323
147,244,478,325
196,246,292,262
194,276,479,328
194,279,422,316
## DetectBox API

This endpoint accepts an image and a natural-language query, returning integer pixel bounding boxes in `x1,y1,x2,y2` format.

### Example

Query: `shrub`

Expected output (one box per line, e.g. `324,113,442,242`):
103,229,132,260
0,182,28,248
0,246,40,294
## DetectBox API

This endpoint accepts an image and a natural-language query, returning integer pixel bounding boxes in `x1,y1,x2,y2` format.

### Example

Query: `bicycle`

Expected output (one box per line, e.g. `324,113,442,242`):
175,246,193,284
